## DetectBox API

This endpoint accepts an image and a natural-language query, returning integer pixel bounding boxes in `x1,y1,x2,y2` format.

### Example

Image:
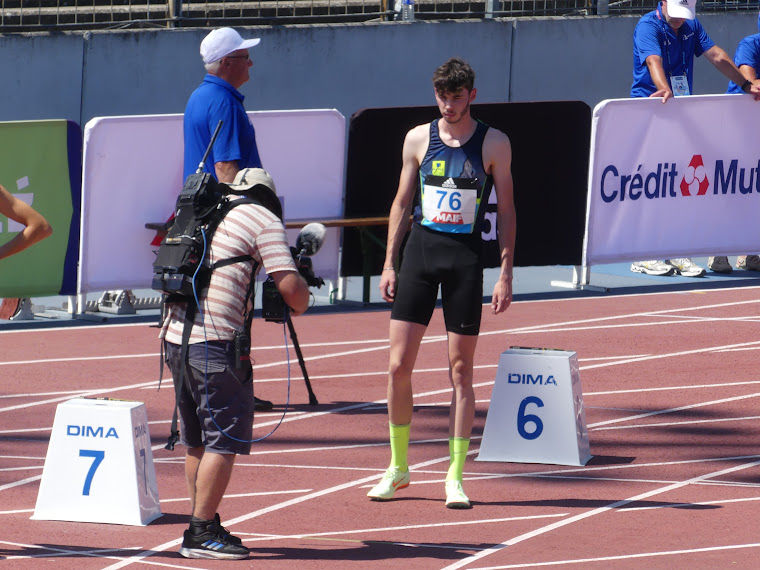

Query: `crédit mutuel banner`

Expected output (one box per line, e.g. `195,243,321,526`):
583,95,760,265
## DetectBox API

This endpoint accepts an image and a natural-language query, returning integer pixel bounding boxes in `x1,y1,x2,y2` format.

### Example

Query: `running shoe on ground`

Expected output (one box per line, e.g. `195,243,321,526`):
666,258,706,278
179,519,249,560
445,480,471,509
707,256,732,273
630,260,675,276
367,468,410,500
737,255,760,271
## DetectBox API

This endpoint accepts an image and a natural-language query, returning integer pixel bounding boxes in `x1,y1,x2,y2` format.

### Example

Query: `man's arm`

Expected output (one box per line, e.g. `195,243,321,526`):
271,270,310,316
705,45,760,99
0,184,52,261
215,160,239,183
644,55,674,102
484,130,516,315
738,64,758,82
379,125,426,303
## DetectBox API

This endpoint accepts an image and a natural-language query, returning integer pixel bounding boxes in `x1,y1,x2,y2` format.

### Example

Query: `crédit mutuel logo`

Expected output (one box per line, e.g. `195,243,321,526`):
599,154,759,203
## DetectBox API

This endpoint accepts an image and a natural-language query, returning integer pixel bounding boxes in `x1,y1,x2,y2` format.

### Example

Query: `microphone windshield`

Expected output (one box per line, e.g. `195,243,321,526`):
296,223,327,256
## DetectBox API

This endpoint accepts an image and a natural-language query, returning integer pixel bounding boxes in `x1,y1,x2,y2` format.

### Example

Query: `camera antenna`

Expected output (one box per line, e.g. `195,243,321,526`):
196,120,224,174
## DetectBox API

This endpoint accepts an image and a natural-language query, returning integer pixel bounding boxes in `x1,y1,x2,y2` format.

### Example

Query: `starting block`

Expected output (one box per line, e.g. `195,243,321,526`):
476,347,591,466
32,398,162,526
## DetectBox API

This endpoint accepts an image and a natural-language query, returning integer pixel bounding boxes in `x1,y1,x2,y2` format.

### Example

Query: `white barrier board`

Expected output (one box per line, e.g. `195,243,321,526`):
477,347,591,466
32,398,162,526
78,109,345,293
584,94,760,265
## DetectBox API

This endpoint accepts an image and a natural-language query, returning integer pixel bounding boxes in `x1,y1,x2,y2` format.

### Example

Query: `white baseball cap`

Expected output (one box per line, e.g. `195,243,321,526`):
665,0,696,20
200,28,260,64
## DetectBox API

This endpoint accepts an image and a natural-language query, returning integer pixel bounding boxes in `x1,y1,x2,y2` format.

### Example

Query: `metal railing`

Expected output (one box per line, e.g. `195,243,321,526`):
0,0,755,32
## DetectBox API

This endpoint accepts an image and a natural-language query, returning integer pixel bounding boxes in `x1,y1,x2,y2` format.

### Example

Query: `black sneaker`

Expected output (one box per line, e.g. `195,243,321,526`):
254,396,273,411
214,513,242,545
178,520,249,560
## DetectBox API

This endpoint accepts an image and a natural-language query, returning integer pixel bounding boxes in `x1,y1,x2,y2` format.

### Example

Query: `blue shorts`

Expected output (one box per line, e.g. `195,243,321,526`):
165,340,254,455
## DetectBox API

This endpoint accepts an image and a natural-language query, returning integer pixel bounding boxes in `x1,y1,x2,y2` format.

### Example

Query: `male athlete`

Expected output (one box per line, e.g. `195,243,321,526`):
369,57,516,508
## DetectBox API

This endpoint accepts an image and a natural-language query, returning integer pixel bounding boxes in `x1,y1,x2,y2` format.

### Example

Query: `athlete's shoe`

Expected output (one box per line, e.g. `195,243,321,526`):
367,468,410,501
178,520,249,560
708,256,732,273
630,260,675,276
214,513,242,546
665,258,706,278
737,255,760,271
445,480,471,509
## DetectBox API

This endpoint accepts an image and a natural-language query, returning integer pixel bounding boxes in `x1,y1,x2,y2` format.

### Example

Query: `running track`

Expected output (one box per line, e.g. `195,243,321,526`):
2,285,760,568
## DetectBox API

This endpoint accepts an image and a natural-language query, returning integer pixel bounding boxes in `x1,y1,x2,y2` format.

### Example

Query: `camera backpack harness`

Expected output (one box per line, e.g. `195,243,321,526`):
152,122,280,450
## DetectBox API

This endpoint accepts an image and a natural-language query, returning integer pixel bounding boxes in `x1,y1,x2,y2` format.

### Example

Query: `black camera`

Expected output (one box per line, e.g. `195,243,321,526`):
262,277,287,322
261,252,324,323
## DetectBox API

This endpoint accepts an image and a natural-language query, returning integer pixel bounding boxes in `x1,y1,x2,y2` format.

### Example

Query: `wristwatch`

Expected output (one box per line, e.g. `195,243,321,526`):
741,79,752,92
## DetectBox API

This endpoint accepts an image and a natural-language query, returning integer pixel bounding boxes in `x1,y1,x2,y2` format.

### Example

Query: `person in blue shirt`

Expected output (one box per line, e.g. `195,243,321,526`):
183,28,273,413
183,28,263,183
709,15,760,274
630,0,760,278
631,0,758,102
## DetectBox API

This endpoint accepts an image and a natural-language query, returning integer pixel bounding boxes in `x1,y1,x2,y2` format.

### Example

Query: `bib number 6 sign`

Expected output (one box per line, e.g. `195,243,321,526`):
476,347,591,466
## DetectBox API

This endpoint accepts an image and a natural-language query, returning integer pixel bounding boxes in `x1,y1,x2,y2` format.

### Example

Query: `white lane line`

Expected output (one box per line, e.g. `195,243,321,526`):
159,489,311,503
586,378,760,396
471,543,760,569
0,353,160,366
0,540,202,568
1,543,144,560
0,475,41,492
441,459,760,570
0,389,92,399
0,455,46,460
0,380,159,413
621,495,760,512
587,392,760,429
593,415,760,431
0,466,43,473
580,340,760,371
236,514,569,542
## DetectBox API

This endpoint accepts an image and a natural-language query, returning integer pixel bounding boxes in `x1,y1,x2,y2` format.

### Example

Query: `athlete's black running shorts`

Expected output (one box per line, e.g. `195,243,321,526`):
391,223,484,336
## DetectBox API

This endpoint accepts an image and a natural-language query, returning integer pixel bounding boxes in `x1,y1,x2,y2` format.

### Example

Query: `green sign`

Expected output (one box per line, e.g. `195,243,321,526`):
0,120,79,297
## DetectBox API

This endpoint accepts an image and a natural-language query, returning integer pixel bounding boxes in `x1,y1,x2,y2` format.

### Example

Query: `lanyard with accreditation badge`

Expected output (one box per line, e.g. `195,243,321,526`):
656,5,689,96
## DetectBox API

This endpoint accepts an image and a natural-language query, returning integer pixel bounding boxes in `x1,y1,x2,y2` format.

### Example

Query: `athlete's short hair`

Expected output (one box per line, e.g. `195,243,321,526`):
433,58,475,94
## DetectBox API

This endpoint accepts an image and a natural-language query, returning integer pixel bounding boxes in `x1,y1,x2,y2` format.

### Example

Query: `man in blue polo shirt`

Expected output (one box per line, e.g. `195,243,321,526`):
629,0,760,278
183,27,272,413
709,14,760,274
183,27,263,183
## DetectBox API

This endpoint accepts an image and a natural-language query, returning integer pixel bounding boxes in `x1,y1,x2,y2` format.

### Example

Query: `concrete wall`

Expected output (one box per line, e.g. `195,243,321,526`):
1,12,756,128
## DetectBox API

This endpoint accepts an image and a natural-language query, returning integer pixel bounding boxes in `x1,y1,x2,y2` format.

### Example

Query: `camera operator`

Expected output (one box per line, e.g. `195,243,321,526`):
159,168,309,560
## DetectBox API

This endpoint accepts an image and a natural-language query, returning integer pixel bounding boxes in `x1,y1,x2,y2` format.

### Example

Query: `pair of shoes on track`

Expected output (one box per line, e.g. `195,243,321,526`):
366,468,471,509
631,258,705,278
709,255,760,273
179,514,249,560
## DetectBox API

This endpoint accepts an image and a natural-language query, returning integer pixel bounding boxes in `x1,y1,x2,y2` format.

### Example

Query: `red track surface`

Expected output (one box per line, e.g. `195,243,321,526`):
2,286,760,569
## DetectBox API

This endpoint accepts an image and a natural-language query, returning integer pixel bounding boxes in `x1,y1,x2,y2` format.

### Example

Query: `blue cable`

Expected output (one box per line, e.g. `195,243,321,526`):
191,227,291,444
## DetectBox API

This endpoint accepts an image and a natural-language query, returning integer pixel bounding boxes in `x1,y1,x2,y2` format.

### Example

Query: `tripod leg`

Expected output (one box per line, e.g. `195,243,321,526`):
286,318,318,405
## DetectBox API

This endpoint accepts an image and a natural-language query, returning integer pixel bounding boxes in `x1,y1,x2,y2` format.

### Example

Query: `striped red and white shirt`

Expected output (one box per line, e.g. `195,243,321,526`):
160,197,296,345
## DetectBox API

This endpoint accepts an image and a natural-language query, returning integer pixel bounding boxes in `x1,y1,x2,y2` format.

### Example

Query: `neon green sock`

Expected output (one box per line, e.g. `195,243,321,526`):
446,437,470,481
388,422,410,471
